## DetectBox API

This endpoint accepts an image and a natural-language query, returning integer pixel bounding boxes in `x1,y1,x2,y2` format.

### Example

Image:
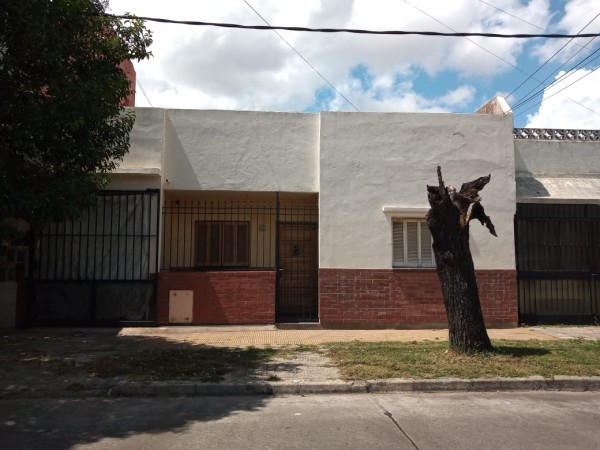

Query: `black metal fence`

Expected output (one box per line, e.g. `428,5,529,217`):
31,190,160,325
516,203,600,324
162,193,319,321
162,198,277,270
161,195,318,271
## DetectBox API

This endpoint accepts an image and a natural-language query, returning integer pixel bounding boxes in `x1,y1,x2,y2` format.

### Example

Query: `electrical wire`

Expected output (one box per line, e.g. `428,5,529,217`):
107,14,600,39
476,0,594,52
505,12,600,100
241,0,359,111
510,46,600,112
513,65,600,119
400,0,527,76
136,77,153,107
401,1,600,119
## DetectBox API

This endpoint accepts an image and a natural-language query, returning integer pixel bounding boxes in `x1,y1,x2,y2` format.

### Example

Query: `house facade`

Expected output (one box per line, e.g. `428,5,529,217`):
7,98,598,327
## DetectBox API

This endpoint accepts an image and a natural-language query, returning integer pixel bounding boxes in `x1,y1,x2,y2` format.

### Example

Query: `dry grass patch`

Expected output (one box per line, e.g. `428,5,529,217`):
325,339,600,380
85,346,277,382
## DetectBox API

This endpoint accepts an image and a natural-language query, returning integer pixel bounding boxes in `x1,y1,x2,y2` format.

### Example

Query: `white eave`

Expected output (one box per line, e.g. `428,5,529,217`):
113,167,161,176
382,206,429,217
516,176,600,204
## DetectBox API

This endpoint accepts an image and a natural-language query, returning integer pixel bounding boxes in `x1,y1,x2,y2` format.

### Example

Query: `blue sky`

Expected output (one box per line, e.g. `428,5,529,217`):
110,0,600,128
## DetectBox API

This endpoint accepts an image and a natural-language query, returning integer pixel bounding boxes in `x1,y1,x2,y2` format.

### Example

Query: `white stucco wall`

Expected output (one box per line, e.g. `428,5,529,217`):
162,109,319,192
319,112,516,270
515,139,600,176
105,173,162,191
114,107,164,174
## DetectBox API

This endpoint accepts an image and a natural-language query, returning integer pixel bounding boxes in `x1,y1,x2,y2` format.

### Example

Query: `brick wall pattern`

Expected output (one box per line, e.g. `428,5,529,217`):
319,269,517,327
156,271,275,325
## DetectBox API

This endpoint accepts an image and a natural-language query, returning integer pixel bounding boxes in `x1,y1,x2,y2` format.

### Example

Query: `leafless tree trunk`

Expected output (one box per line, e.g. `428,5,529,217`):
426,166,495,353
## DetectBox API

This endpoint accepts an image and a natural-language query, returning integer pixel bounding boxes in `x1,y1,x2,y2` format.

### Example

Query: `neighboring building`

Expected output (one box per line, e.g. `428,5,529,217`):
15,98,600,327
119,60,136,107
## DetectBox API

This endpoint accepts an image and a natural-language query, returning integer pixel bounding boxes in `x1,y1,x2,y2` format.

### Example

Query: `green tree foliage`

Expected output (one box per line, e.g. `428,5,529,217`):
0,0,152,238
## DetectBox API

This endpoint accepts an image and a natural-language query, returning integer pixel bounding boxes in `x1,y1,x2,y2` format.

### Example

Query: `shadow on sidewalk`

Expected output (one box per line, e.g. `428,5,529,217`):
0,329,301,449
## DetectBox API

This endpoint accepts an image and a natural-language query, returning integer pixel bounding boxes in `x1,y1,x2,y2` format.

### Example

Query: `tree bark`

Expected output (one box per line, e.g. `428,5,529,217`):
426,166,493,353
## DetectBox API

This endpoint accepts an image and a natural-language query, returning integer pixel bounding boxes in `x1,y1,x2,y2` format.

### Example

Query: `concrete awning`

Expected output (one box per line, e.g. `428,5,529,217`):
517,176,600,204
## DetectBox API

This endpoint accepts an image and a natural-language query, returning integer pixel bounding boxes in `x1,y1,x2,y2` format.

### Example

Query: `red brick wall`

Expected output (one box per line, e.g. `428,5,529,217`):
119,60,136,106
319,269,517,328
156,271,275,325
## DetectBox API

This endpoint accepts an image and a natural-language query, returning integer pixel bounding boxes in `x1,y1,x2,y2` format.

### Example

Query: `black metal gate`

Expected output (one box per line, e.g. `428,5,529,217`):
276,222,318,322
515,203,600,324
30,190,160,326
276,198,319,322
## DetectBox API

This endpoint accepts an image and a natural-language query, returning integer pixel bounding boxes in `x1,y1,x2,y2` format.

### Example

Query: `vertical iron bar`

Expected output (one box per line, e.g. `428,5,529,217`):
116,194,121,280
69,213,75,280
104,195,110,279
151,191,159,321
275,192,280,319
175,200,180,268
125,194,130,280
182,199,187,267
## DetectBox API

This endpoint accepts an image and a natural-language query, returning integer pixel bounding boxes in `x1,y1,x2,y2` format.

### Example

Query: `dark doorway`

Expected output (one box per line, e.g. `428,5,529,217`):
516,203,600,324
276,222,318,322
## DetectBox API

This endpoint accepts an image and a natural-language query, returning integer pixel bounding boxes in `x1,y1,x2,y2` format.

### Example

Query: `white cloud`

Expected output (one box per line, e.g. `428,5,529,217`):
110,0,554,113
524,68,600,128
532,0,600,63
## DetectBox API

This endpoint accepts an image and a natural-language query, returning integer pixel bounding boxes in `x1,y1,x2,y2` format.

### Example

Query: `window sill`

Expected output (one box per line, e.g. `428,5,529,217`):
382,206,429,218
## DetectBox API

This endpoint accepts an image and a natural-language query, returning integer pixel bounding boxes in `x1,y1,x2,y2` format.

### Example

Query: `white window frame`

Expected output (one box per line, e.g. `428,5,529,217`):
383,207,434,269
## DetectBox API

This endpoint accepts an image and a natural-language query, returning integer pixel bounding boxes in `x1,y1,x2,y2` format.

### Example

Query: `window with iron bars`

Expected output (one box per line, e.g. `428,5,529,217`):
195,221,250,267
392,219,434,268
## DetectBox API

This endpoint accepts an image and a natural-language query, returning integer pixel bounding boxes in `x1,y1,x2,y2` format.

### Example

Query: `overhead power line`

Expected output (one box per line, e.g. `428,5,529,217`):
401,0,522,74
476,0,594,52
241,0,359,112
510,46,600,112
513,65,600,120
506,12,600,100
107,14,600,39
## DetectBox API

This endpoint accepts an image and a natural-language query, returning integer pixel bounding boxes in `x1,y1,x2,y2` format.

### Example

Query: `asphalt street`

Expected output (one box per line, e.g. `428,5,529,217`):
1,391,599,450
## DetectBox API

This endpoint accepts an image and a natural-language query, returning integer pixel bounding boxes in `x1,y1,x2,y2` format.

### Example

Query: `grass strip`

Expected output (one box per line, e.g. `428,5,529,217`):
325,339,600,380
85,345,277,382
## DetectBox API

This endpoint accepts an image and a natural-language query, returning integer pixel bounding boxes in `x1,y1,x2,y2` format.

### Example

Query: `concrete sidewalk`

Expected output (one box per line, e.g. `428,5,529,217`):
118,325,562,347
1,326,599,399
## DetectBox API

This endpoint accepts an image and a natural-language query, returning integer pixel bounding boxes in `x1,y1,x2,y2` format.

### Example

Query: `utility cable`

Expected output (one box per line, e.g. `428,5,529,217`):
136,76,153,107
401,0,528,76
511,48,600,111
401,0,598,118
241,0,359,111
513,65,600,119
107,14,600,39
476,0,594,52
506,11,600,100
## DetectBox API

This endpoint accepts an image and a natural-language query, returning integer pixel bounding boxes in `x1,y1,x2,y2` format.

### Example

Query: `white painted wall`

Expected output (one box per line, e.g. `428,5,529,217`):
515,139,600,176
319,112,516,270
115,107,164,173
162,109,319,192
106,173,161,191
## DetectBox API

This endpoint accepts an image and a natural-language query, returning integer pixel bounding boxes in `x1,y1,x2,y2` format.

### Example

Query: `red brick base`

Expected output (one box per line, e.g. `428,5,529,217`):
156,271,275,325
319,268,517,328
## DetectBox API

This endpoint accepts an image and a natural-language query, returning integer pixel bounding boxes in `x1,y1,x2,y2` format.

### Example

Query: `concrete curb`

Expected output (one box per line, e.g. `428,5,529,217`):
108,376,600,397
